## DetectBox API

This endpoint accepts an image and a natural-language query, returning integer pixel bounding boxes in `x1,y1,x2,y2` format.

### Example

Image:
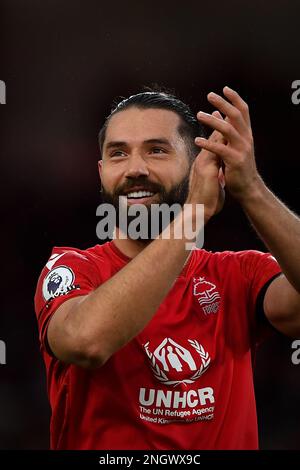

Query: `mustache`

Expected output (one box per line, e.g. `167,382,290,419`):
114,179,164,196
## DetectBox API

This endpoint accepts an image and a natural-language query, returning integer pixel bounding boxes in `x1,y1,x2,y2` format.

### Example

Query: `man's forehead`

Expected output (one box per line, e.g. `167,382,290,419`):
104,107,182,143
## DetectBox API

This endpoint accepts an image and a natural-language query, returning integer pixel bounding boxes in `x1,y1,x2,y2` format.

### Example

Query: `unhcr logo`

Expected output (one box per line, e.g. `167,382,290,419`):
0,80,6,104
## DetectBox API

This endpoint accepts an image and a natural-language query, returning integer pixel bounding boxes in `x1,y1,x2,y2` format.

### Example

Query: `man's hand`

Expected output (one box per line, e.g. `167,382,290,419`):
194,86,300,337
187,110,226,221
195,86,260,203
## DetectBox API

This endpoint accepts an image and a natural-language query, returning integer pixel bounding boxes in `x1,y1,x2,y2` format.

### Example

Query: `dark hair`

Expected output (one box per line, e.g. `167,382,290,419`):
98,87,206,161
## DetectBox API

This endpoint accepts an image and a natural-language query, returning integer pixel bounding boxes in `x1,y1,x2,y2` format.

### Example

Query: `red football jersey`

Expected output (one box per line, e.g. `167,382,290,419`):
34,241,281,450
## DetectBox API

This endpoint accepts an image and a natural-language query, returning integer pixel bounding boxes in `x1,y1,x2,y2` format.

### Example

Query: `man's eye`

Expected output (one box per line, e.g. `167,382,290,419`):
111,150,126,157
151,147,166,154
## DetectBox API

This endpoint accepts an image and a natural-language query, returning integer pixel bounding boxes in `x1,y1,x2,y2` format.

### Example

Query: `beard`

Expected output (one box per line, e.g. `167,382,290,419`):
100,173,190,242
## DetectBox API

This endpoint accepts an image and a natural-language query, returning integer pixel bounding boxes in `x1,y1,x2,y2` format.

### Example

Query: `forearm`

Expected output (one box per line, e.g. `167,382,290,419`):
67,212,199,365
240,177,300,292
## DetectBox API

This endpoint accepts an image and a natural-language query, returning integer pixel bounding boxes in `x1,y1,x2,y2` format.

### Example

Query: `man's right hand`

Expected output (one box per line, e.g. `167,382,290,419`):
186,111,226,222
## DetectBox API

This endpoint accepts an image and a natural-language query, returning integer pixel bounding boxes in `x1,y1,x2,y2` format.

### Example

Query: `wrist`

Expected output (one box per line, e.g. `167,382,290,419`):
158,206,205,245
238,176,270,212
234,175,266,207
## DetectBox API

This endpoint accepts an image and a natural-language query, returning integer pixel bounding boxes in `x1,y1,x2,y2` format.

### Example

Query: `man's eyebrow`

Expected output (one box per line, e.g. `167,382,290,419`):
104,138,173,150
143,138,172,146
105,141,127,150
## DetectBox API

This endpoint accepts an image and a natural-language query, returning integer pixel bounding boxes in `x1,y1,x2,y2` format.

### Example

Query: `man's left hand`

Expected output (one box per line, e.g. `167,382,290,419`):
195,86,261,202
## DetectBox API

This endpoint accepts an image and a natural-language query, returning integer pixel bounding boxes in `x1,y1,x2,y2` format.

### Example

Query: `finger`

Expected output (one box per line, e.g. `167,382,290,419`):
206,91,249,136
217,166,226,214
197,111,242,145
194,137,239,163
212,110,223,119
218,167,225,188
194,111,225,168
207,111,226,143
223,86,251,126
211,111,227,144
196,111,224,149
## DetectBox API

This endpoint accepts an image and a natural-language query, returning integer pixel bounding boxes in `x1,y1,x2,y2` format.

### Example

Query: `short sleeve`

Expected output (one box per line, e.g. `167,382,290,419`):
236,250,282,341
34,247,100,352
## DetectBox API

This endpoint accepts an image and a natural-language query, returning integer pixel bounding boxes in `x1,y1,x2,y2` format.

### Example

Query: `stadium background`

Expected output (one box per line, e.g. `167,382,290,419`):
0,0,299,449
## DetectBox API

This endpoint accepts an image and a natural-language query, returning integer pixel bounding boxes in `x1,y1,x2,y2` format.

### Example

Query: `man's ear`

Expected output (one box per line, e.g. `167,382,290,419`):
98,159,103,175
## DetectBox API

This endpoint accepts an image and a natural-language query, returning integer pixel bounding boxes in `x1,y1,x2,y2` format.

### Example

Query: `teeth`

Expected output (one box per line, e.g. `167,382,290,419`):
127,191,154,198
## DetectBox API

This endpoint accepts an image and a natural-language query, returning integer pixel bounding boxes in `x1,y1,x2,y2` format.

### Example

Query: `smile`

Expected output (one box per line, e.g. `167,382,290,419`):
126,191,155,199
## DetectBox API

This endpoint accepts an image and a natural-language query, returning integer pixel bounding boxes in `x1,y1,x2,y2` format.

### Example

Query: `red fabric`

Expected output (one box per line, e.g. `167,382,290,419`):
34,242,281,450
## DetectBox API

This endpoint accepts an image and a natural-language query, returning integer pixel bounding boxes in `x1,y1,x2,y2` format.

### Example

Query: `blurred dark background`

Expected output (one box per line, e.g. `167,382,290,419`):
0,0,299,449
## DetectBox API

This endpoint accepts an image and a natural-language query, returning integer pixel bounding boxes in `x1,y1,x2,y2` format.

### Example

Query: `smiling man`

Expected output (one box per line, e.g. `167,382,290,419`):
34,87,300,450
98,99,209,244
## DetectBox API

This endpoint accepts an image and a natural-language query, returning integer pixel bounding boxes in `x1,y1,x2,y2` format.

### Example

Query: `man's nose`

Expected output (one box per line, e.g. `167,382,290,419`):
124,153,150,179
